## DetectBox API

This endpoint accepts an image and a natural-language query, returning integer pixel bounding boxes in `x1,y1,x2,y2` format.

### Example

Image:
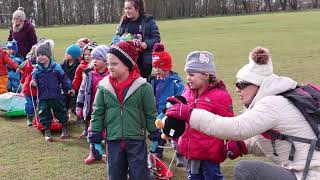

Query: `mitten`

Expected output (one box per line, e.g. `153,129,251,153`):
226,140,248,160
87,131,103,144
165,103,192,122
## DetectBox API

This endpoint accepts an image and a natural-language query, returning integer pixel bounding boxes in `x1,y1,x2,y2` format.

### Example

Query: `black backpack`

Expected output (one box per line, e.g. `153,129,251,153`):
262,84,320,180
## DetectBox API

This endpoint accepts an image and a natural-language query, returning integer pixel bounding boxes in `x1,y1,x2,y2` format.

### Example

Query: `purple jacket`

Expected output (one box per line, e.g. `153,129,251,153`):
8,20,37,58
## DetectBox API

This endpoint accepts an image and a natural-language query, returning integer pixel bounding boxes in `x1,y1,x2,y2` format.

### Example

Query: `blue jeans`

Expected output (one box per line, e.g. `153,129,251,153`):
107,140,152,180
24,95,37,116
187,160,224,180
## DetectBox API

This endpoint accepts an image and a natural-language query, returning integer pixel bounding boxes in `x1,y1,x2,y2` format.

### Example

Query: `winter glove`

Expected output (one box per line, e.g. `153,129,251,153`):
87,131,103,144
165,103,192,122
76,107,83,118
226,140,248,160
30,80,37,87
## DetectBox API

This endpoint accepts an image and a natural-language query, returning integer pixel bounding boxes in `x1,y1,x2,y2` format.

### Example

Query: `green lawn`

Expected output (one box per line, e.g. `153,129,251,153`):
1,10,320,179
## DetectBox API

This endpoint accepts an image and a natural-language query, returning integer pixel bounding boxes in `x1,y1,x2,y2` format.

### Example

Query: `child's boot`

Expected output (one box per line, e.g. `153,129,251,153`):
176,152,186,167
61,124,70,139
84,145,96,164
26,116,33,126
44,128,53,142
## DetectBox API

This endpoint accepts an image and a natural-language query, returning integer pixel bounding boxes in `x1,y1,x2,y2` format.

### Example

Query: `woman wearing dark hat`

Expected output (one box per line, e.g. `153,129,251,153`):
165,47,320,180
116,0,161,78
8,7,37,59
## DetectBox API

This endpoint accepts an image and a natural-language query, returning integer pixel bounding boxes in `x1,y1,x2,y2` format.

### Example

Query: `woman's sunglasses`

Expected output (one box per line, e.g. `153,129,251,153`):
235,81,252,90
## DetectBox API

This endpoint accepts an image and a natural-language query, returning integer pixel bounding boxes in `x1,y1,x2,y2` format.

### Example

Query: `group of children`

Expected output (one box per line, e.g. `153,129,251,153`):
0,35,245,179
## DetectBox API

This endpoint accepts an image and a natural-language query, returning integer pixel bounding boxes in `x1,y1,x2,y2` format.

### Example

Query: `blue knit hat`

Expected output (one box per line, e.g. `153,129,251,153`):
66,44,81,59
91,45,109,61
6,40,18,54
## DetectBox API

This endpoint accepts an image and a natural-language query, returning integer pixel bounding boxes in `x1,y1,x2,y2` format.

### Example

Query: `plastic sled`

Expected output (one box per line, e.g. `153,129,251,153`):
33,112,62,131
148,153,174,180
0,92,26,117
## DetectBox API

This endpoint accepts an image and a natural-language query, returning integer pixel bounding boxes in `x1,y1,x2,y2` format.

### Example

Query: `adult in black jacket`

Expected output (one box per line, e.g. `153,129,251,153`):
116,0,161,78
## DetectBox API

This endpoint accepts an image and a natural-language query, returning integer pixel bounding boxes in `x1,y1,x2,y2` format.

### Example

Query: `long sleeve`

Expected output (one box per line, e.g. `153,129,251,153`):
76,73,87,107
142,83,158,133
144,19,160,50
91,86,106,132
189,97,279,141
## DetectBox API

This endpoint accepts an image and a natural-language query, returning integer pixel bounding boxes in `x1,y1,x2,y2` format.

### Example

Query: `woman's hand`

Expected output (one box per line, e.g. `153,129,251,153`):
141,42,147,50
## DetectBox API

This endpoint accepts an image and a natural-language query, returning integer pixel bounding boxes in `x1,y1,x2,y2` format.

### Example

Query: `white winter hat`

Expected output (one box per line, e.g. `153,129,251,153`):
13,7,26,21
236,47,273,86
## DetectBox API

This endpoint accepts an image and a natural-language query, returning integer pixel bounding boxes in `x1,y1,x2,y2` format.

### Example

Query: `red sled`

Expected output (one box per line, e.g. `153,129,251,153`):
32,113,62,131
148,153,174,180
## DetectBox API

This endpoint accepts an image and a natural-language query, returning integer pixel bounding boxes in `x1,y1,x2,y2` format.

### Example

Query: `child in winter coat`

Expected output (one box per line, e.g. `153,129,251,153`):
89,41,157,180
61,44,81,122
178,51,235,179
75,45,110,164
0,48,19,94
72,42,98,93
6,40,23,93
19,39,54,126
149,43,185,166
31,41,74,142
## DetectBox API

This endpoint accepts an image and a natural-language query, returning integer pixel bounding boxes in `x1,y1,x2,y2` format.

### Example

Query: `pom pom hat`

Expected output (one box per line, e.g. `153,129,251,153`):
108,41,138,71
152,43,173,71
236,47,273,86
13,7,26,21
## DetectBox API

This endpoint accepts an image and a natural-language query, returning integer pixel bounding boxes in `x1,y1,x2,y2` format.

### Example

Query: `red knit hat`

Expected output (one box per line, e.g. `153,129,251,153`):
152,43,172,71
109,41,138,70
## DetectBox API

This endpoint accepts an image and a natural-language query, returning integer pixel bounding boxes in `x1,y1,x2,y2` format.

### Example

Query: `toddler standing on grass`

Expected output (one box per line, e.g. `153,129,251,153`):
0,45,19,94
89,41,158,179
6,40,23,93
31,41,74,142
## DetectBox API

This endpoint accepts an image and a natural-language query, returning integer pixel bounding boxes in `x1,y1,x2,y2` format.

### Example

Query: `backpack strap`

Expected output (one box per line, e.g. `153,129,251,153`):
264,130,320,180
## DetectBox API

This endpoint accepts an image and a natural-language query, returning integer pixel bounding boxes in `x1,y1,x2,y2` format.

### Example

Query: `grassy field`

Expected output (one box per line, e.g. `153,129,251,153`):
1,10,320,179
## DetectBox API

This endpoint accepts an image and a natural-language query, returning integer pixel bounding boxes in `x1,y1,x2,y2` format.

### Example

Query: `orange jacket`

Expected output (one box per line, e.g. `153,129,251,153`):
0,50,18,76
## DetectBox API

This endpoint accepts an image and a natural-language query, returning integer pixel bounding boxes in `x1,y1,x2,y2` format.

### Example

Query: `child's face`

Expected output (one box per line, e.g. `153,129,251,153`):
153,66,168,78
37,54,50,66
6,49,14,55
93,59,107,70
124,1,139,20
107,53,129,79
186,72,209,90
83,49,92,62
65,53,73,60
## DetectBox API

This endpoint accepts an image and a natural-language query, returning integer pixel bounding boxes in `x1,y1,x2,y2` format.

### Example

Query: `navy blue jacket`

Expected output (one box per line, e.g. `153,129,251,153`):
116,14,160,65
32,59,72,100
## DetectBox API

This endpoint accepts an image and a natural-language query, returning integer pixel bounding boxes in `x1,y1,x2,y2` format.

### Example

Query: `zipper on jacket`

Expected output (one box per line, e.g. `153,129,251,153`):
187,97,198,159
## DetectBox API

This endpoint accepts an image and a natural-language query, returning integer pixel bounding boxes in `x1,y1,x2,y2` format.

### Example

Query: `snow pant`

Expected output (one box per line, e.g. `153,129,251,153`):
25,95,37,116
187,160,224,180
7,73,21,93
233,160,297,180
0,75,8,94
38,99,68,128
107,139,152,180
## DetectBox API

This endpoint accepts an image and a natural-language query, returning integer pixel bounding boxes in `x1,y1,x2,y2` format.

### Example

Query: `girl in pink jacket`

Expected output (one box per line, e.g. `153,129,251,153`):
179,51,235,179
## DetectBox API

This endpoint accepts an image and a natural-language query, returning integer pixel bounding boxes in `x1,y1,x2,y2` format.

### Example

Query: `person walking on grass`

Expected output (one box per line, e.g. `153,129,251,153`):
88,41,158,179
165,47,320,180
6,40,23,93
30,41,74,142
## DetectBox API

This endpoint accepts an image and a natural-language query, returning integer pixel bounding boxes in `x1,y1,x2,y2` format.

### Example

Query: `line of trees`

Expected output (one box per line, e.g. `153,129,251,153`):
0,0,318,27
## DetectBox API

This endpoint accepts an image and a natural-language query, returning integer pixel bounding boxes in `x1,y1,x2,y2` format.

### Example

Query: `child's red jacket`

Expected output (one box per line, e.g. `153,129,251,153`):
19,60,37,96
0,50,18,76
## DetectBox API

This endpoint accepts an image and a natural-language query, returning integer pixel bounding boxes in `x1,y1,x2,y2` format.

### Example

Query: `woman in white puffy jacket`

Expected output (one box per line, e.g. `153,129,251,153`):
166,47,320,180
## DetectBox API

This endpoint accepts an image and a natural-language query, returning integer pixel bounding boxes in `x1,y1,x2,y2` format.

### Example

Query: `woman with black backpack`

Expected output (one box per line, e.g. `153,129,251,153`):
165,47,320,180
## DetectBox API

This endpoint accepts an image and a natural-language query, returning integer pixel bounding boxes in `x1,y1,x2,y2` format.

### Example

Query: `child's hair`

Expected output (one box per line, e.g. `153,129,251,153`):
209,74,217,84
120,0,145,23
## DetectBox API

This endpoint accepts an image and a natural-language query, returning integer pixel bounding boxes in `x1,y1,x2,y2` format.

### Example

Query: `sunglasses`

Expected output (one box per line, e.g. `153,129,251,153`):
235,81,252,90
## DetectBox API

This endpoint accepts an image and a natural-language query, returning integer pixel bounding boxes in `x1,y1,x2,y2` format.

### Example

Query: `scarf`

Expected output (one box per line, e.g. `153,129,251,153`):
109,65,140,103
